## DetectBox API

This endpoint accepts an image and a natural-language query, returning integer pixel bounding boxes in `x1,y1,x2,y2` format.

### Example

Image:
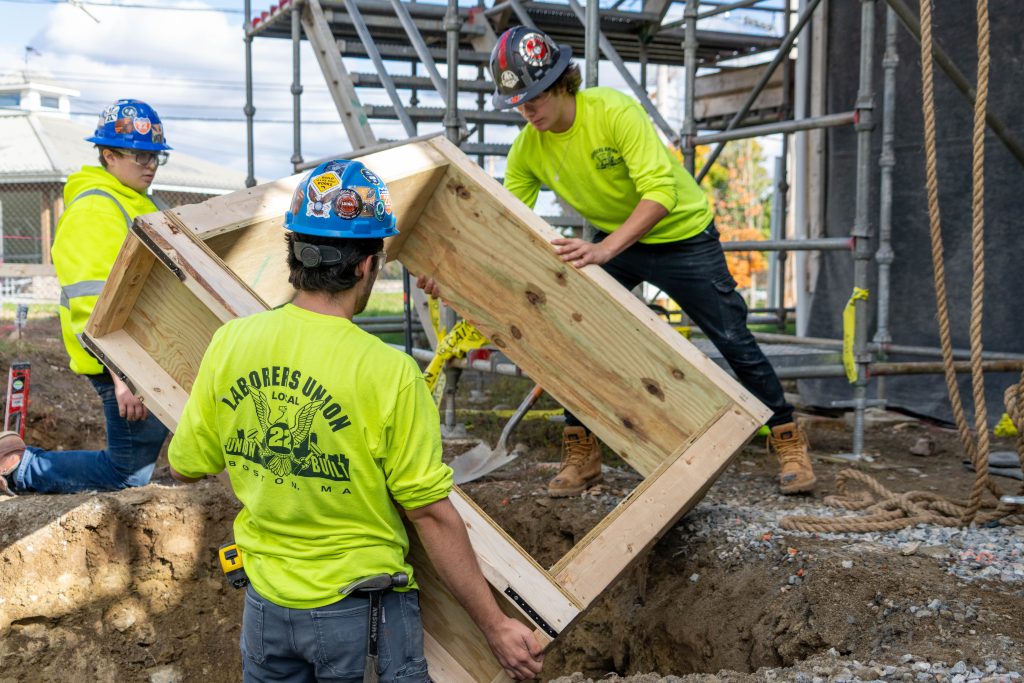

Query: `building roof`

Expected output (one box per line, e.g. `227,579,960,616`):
0,111,248,194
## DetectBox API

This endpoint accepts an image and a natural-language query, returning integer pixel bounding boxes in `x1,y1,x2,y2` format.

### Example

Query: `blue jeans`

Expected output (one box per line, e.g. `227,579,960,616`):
565,222,793,429
13,376,168,493
241,586,430,683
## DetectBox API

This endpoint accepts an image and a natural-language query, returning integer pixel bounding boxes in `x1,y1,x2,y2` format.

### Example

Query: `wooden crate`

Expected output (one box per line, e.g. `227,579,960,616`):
84,136,771,680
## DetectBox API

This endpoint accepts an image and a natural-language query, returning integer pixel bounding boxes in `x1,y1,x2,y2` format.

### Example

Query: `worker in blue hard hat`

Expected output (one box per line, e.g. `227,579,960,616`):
0,99,172,495
168,160,545,682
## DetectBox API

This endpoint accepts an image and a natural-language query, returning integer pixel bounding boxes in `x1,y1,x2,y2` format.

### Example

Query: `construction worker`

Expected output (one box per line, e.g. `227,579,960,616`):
167,160,545,682
424,27,815,497
0,99,171,495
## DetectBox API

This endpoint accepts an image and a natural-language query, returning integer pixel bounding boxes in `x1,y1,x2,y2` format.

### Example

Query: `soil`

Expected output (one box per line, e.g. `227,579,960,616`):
1,316,1022,682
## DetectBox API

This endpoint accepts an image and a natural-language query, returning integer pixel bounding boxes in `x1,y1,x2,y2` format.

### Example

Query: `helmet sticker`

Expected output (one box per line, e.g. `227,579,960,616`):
133,117,151,135
289,188,305,217
306,198,331,219
121,105,138,119
374,201,386,221
334,189,362,219
519,33,550,67
380,188,392,215
509,93,523,105
151,123,164,144
101,105,119,124
114,117,134,135
500,70,520,89
310,172,341,197
360,168,380,184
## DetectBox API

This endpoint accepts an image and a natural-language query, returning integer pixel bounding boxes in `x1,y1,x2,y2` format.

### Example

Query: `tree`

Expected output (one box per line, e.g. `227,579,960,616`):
671,141,773,292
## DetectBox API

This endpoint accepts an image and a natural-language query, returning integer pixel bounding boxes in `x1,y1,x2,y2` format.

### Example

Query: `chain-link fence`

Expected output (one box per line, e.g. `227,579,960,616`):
0,181,223,311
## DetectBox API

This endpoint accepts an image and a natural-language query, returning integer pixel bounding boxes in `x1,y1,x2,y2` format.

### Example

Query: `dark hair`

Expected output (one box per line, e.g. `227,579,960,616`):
285,232,383,295
545,61,582,97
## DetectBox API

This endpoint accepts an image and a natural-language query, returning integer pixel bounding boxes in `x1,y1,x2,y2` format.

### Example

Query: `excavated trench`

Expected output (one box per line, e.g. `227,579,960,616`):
5,457,1021,683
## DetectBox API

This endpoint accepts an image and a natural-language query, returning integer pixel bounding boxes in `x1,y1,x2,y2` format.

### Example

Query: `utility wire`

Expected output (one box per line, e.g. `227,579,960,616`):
0,0,243,12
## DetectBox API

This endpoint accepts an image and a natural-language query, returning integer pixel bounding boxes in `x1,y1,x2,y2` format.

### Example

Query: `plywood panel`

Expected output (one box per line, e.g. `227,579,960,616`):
123,264,223,394
398,160,761,476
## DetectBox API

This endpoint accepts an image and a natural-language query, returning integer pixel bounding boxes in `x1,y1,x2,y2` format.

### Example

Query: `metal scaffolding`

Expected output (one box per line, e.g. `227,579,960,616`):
243,0,1024,457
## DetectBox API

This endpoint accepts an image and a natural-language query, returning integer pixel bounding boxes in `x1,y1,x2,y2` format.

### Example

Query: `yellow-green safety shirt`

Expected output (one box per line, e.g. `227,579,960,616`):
52,166,158,375
504,86,714,243
168,304,452,609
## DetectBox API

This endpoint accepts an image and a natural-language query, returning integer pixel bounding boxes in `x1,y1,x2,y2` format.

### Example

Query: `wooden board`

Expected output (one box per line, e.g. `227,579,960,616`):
84,136,771,678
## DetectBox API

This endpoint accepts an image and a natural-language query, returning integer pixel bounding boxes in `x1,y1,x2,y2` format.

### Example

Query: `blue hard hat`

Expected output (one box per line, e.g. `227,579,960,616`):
85,99,172,151
284,160,398,239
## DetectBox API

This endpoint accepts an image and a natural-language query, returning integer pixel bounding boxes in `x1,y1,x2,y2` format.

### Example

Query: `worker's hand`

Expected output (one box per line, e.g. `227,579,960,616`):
415,274,443,299
551,237,612,267
483,617,544,680
113,376,149,422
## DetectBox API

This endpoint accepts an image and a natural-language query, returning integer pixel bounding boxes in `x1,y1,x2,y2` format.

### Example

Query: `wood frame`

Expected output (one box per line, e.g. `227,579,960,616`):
85,137,771,680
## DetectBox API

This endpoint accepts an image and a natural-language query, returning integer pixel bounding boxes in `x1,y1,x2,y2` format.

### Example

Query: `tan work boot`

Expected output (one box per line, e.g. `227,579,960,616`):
548,426,603,497
767,423,816,495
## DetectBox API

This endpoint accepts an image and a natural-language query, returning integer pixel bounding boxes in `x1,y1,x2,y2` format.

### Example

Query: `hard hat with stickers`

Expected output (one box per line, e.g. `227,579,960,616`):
489,26,572,110
283,160,398,239
85,99,172,151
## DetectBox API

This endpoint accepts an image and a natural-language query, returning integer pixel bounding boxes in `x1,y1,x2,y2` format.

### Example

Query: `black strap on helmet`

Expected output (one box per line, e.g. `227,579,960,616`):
293,241,345,268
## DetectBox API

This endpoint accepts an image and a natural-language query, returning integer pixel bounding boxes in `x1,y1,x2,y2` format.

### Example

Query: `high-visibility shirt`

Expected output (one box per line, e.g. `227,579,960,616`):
168,305,452,609
504,86,714,243
51,166,158,375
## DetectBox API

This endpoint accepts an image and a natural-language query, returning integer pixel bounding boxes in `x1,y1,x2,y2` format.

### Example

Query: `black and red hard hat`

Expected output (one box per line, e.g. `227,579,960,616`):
489,27,573,110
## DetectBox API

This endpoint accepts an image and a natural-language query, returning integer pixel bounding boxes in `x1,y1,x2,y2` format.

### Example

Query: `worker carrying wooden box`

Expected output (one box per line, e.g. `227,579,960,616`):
168,160,544,681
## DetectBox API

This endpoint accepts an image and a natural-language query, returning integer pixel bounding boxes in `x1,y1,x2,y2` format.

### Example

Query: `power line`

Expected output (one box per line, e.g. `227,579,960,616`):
0,0,242,12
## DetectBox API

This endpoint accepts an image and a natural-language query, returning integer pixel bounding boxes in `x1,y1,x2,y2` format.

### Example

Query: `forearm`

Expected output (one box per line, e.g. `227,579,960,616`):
408,499,505,632
599,199,669,258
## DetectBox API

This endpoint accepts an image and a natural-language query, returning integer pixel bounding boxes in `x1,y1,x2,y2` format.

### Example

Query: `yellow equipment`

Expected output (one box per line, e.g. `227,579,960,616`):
218,543,249,589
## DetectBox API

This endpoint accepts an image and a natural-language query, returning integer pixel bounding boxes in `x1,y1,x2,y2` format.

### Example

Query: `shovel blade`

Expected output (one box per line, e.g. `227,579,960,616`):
449,442,520,485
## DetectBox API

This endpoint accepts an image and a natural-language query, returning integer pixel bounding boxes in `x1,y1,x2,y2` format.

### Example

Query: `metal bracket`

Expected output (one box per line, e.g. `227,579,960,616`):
503,587,559,639
80,333,138,395
131,220,185,281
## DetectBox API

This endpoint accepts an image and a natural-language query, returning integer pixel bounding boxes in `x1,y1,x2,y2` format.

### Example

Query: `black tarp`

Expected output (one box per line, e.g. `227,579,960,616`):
798,0,1024,426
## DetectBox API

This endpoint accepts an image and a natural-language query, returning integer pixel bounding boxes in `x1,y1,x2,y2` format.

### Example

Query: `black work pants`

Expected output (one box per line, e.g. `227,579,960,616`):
564,222,793,430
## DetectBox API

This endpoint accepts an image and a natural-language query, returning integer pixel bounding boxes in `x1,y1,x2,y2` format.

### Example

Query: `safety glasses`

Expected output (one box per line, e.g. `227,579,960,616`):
114,149,170,168
374,249,388,273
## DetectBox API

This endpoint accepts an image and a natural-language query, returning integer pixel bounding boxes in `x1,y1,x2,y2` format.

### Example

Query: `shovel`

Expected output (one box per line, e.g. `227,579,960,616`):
450,383,544,484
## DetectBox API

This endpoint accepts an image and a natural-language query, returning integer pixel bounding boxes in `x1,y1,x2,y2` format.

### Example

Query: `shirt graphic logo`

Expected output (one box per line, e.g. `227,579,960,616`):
591,147,624,170
221,367,354,484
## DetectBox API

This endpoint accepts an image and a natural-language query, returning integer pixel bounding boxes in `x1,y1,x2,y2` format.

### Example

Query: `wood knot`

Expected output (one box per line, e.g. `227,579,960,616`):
572,312,583,322
671,369,686,380
509,326,523,340
641,379,665,401
554,270,568,286
492,335,507,349
621,417,635,430
446,180,471,200
525,288,546,306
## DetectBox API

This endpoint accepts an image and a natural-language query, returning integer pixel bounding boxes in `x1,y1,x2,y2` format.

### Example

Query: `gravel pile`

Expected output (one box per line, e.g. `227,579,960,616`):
550,649,1024,683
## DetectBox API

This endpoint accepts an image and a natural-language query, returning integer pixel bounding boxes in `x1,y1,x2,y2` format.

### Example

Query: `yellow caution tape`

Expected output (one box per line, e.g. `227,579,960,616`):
423,319,489,406
842,287,870,383
995,412,1019,437
457,408,563,420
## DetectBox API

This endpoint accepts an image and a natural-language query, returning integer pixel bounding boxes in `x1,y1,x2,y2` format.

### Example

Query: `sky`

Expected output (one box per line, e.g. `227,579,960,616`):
0,0,786,184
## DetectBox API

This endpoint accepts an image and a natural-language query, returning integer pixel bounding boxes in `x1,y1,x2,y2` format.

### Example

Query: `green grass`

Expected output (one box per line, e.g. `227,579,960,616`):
361,291,404,318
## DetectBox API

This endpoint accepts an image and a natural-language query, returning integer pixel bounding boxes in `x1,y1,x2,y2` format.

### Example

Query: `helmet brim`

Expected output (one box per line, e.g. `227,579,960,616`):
85,136,173,152
492,44,573,111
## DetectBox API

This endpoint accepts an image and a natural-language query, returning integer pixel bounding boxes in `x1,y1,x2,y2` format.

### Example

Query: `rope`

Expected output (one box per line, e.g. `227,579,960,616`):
780,0,1019,534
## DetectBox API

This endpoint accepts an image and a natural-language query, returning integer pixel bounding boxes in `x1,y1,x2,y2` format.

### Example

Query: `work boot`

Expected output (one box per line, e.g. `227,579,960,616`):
767,423,815,495
0,431,26,496
548,426,603,497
